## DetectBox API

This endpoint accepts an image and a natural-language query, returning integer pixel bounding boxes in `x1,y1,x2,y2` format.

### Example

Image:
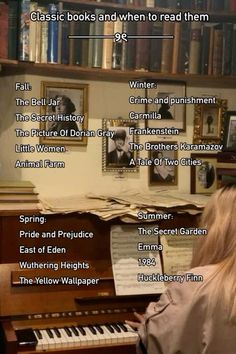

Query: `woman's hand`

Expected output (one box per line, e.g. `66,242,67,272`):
125,312,145,330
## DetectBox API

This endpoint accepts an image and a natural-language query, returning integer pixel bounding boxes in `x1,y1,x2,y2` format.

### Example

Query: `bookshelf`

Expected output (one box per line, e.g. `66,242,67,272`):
1,59,236,88
1,1,236,87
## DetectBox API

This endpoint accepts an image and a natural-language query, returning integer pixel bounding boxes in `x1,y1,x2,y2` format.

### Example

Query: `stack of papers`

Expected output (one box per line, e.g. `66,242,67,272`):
41,190,209,221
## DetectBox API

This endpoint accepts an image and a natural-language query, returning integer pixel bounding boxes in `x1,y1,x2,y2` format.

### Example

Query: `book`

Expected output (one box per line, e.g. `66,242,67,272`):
35,7,42,63
207,24,215,75
80,20,90,67
146,0,155,7
167,0,178,8
0,180,36,194
61,14,69,64
135,21,151,71
0,202,40,211
92,8,105,68
121,21,136,71
231,24,236,75
40,6,48,64
161,21,175,73
229,0,236,11
102,21,114,69
57,1,63,64
172,22,181,73
200,25,211,74
212,25,223,76
0,180,35,188
19,0,30,61
149,21,162,72
188,22,202,74
222,23,233,75
192,0,206,10
29,2,37,62
87,22,95,68
211,0,225,11
112,19,123,70
0,2,8,59
47,3,59,63
155,0,168,6
177,22,190,73
8,0,18,60
68,18,75,66
0,193,39,202
73,20,81,65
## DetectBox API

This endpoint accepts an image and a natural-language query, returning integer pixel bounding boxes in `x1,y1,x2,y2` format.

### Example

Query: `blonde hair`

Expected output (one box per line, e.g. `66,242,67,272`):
191,184,236,321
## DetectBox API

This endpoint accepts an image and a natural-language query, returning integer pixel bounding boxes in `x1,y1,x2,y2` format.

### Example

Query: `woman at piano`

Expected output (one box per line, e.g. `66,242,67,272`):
126,183,236,354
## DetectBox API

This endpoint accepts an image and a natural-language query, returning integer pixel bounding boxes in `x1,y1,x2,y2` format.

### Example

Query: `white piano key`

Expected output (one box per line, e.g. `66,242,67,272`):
123,324,139,343
110,323,125,344
82,326,100,346
100,325,116,345
88,325,106,345
41,329,56,349
104,324,119,344
33,330,45,352
59,328,76,347
76,326,89,347
37,329,50,350
66,326,81,346
50,328,64,348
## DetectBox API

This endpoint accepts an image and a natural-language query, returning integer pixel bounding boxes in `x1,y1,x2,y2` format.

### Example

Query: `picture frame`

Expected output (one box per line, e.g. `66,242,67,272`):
40,81,88,146
190,153,218,194
145,81,186,132
193,99,227,144
148,141,178,186
222,111,236,151
102,118,139,173
102,119,139,173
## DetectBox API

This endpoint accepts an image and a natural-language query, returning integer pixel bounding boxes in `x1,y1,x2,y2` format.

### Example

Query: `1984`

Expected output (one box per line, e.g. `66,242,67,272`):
138,258,156,266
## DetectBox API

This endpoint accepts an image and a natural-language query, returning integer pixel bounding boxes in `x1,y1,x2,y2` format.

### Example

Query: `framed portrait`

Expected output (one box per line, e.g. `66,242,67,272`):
193,99,227,144
222,111,236,151
40,81,88,146
145,81,186,132
148,141,178,186
102,119,139,173
190,153,218,194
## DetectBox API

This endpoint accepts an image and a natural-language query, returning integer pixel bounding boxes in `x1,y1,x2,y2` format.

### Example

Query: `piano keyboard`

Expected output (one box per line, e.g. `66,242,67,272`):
16,323,138,351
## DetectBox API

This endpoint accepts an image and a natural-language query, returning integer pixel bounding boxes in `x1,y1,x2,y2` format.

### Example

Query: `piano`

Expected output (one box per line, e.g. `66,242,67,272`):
0,263,158,354
0,212,199,353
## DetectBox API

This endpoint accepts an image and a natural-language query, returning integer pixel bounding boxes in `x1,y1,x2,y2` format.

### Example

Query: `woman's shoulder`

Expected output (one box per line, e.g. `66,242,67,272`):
163,265,218,307
145,265,218,319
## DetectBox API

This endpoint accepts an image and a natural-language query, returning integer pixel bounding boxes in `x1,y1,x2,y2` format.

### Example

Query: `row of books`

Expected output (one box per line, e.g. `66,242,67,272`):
1,1,236,75
0,180,39,211
111,0,236,12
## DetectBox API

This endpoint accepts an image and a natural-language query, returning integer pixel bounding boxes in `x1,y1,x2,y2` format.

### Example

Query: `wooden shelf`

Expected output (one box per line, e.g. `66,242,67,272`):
1,59,236,88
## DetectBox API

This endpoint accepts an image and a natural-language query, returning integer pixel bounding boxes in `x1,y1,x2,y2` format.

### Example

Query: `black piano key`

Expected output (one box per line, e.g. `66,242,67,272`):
94,324,104,334
46,328,54,338
117,322,128,332
71,326,79,336
64,326,72,337
53,328,61,338
88,325,97,335
105,323,114,333
34,329,43,339
111,323,121,333
77,326,86,336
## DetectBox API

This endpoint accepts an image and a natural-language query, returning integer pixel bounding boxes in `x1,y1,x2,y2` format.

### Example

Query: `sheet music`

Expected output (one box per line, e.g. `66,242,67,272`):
110,225,165,295
160,234,198,275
